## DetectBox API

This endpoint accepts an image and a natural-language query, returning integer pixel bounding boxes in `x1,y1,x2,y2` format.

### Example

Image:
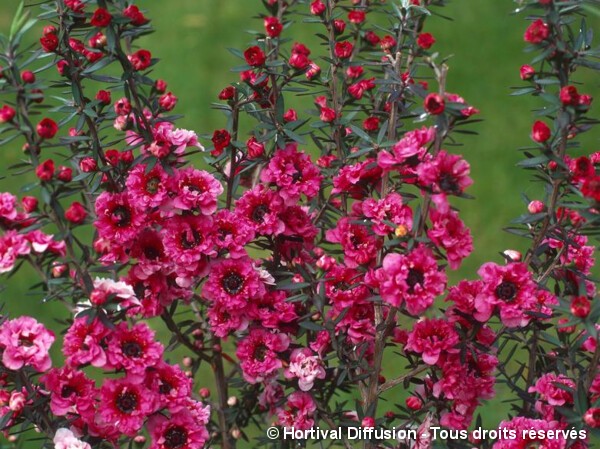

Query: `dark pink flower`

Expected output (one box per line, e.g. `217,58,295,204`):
235,185,285,236
125,164,170,209
171,167,223,214
203,257,266,310
40,367,96,418
428,208,473,269
378,245,447,315
147,409,209,449
405,318,459,365
94,192,145,244
63,317,110,368
284,348,326,391
236,329,290,383
107,322,164,374
99,377,157,436
325,217,381,268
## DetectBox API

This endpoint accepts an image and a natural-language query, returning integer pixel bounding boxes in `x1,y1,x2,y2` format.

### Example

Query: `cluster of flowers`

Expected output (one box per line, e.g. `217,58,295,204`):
0,0,597,448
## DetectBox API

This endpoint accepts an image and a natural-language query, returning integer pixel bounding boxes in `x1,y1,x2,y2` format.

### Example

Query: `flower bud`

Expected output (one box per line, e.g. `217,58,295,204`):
527,200,545,214
227,396,238,406
405,396,423,410
571,296,591,318
520,64,535,80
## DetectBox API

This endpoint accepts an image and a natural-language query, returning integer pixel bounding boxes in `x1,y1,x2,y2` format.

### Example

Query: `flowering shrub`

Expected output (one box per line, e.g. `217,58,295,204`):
0,0,598,448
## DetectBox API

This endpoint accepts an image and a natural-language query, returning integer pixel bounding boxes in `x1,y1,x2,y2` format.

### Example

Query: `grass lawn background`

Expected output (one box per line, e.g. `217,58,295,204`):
0,0,598,445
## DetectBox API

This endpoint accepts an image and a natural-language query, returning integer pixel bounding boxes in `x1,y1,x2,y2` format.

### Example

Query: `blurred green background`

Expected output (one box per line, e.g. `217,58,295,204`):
0,0,599,446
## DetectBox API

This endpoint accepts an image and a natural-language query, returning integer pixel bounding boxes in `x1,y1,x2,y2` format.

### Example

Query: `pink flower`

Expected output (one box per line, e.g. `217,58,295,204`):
147,410,209,449
94,192,145,245
331,158,382,198
236,329,290,383
63,317,110,368
162,214,215,273
325,217,381,268
125,164,170,209
405,319,459,365
0,231,31,273
0,193,17,221
260,143,323,205
106,322,164,374
212,210,255,258
284,348,326,391
477,262,544,327
171,167,223,214
145,362,192,413
378,245,447,315
235,185,285,236
528,373,575,420
277,391,316,430
361,192,413,236
53,428,91,449
377,127,435,171
0,316,54,371
428,208,473,269
203,257,266,310
99,377,157,436
41,367,96,418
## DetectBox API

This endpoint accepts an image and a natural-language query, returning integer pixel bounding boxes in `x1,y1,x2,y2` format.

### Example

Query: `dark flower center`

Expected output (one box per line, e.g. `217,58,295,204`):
180,228,202,249
144,243,162,260
158,379,173,395
439,174,460,194
164,425,188,449
122,340,143,358
251,204,269,223
146,176,161,194
61,385,76,398
222,272,244,295
495,281,518,302
111,205,132,227
18,335,35,347
116,391,138,413
406,268,425,292
253,344,268,362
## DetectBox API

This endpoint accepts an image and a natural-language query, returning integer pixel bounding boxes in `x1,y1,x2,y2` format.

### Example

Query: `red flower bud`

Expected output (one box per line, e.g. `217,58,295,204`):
218,86,236,100
159,92,178,111
363,116,379,131
320,107,337,123
128,49,152,71
365,31,380,46
334,41,354,59
40,33,59,52
283,108,298,122
417,32,435,49
120,150,134,164
65,201,87,224
524,19,550,44
361,417,375,428
79,157,97,173
114,98,131,116
104,149,120,166
246,136,265,159
559,85,580,106
36,159,55,181
405,396,423,410
43,25,57,35
21,70,35,84
310,0,326,16
21,196,38,213
570,296,591,318
527,200,545,214
264,17,283,38
244,46,266,67
123,5,148,26
333,19,346,35
348,10,366,24
154,79,167,94
211,129,231,156
520,64,535,80
36,118,59,139
90,7,112,27
57,166,73,182
424,93,445,115
583,408,600,428
380,35,397,51
95,90,111,105
0,105,16,123
531,121,551,142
